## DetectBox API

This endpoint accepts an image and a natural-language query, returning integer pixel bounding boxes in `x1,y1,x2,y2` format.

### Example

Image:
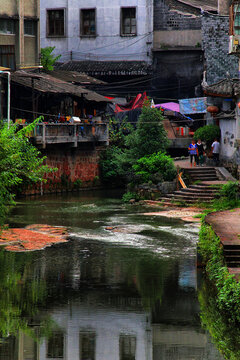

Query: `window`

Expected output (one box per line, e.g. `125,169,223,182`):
47,332,64,358
0,45,15,70
24,20,35,36
119,335,136,360
0,19,15,35
47,9,65,37
234,4,240,35
80,9,96,36
121,8,136,36
79,331,96,360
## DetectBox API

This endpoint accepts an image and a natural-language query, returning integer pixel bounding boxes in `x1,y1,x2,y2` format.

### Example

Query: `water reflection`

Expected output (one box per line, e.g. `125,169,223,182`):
0,192,223,359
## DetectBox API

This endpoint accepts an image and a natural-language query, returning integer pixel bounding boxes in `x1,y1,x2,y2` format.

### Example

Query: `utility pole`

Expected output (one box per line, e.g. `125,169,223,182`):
0,71,11,128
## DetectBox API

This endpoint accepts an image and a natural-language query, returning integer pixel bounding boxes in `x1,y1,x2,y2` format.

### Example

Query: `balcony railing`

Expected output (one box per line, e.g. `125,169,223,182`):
33,123,109,148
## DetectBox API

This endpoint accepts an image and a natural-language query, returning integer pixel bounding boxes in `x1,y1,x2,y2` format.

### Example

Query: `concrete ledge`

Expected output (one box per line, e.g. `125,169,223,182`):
217,167,237,182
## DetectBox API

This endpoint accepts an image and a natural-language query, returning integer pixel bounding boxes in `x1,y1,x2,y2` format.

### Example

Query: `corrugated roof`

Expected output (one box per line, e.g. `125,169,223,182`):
10,71,111,103
55,61,152,76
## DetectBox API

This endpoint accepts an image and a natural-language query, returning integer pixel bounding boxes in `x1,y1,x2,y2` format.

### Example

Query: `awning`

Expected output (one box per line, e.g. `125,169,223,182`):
155,102,180,112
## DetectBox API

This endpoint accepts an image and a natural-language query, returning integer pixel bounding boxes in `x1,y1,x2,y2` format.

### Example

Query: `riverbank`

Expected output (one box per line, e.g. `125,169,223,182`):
0,224,68,252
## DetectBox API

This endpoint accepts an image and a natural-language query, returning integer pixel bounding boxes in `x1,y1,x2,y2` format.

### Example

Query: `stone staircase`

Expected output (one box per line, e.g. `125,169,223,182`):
224,245,240,268
185,167,220,182
160,167,221,206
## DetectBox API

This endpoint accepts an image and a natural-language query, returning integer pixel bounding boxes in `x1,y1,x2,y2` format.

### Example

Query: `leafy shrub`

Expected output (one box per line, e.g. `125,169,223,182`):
73,179,82,189
122,191,140,203
40,47,61,71
220,181,239,201
0,118,52,227
99,146,130,185
132,152,177,184
194,125,221,148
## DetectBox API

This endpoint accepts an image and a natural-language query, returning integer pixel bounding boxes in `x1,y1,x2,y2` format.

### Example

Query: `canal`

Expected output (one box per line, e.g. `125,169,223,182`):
0,190,223,359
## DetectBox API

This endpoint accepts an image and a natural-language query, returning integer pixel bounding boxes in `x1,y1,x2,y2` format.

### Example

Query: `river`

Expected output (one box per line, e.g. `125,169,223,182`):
0,190,223,360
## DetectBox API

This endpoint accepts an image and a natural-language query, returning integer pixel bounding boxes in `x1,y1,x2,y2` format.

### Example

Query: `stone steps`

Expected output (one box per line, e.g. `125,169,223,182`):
224,247,240,268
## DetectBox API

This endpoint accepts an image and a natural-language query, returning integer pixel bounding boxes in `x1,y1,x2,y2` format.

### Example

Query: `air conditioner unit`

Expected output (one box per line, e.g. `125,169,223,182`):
229,35,240,54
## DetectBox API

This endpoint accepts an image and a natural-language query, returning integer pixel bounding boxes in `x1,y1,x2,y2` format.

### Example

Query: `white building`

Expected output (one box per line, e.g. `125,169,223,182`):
40,0,153,64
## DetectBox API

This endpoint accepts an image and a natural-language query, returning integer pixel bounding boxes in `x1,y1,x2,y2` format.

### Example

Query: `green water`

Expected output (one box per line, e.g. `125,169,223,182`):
0,190,223,359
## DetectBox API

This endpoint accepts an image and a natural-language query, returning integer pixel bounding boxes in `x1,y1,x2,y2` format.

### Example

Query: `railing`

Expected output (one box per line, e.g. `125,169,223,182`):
33,123,109,148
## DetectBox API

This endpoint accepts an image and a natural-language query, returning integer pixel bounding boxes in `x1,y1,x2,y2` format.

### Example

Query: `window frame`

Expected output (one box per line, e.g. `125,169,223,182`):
46,8,66,38
24,20,36,36
80,8,97,38
0,18,15,35
46,331,65,359
120,7,137,37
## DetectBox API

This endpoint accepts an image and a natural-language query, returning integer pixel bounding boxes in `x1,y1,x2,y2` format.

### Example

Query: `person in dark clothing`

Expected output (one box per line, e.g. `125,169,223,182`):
196,139,205,166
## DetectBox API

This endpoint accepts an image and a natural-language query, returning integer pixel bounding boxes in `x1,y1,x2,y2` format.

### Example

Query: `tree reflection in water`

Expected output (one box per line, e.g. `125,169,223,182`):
0,249,55,342
198,275,240,360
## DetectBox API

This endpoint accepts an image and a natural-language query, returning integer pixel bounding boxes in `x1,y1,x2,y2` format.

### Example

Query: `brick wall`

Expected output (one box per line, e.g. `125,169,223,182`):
24,145,103,195
202,13,239,84
154,0,201,31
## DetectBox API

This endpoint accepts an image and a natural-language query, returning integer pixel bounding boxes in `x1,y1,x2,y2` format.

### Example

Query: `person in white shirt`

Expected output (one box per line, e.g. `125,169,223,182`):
211,138,220,166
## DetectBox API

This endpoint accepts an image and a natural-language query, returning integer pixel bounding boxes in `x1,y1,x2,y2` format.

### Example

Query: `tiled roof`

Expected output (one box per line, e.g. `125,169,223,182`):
176,0,218,12
10,71,111,103
55,61,152,76
47,70,106,85
204,78,240,97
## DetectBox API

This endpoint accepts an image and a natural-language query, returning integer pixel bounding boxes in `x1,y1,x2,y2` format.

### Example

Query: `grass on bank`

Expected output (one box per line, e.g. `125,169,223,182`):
197,181,240,359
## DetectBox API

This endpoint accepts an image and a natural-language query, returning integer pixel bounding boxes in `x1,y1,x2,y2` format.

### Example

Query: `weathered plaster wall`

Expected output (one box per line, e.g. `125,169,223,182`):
202,13,239,85
40,0,153,63
220,118,236,160
0,0,17,17
0,0,40,68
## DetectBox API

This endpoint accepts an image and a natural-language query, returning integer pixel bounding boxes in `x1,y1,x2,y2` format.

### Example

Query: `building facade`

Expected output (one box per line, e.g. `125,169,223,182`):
151,0,208,100
0,0,40,69
40,0,153,64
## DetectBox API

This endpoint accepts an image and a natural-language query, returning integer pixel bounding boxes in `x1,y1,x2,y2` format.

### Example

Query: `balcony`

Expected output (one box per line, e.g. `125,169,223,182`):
33,123,109,148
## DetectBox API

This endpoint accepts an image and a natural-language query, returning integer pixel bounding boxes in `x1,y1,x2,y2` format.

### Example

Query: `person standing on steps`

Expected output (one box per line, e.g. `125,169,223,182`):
211,138,220,166
188,139,198,167
196,139,205,166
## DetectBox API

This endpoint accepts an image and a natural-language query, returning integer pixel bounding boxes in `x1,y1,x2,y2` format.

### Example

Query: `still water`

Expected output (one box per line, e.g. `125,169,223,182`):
0,190,223,360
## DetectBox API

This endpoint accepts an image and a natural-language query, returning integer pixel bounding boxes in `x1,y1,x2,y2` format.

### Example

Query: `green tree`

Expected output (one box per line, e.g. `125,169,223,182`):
40,47,61,71
0,118,51,226
126,104,169,161
194,124,220,149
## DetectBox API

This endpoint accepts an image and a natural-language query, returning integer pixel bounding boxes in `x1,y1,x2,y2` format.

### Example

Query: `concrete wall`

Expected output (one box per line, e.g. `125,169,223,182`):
24,36,37,66
0,0,40,68
154,30,201,48
40,0,153,63
202,12,239,85
151,49,203,99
